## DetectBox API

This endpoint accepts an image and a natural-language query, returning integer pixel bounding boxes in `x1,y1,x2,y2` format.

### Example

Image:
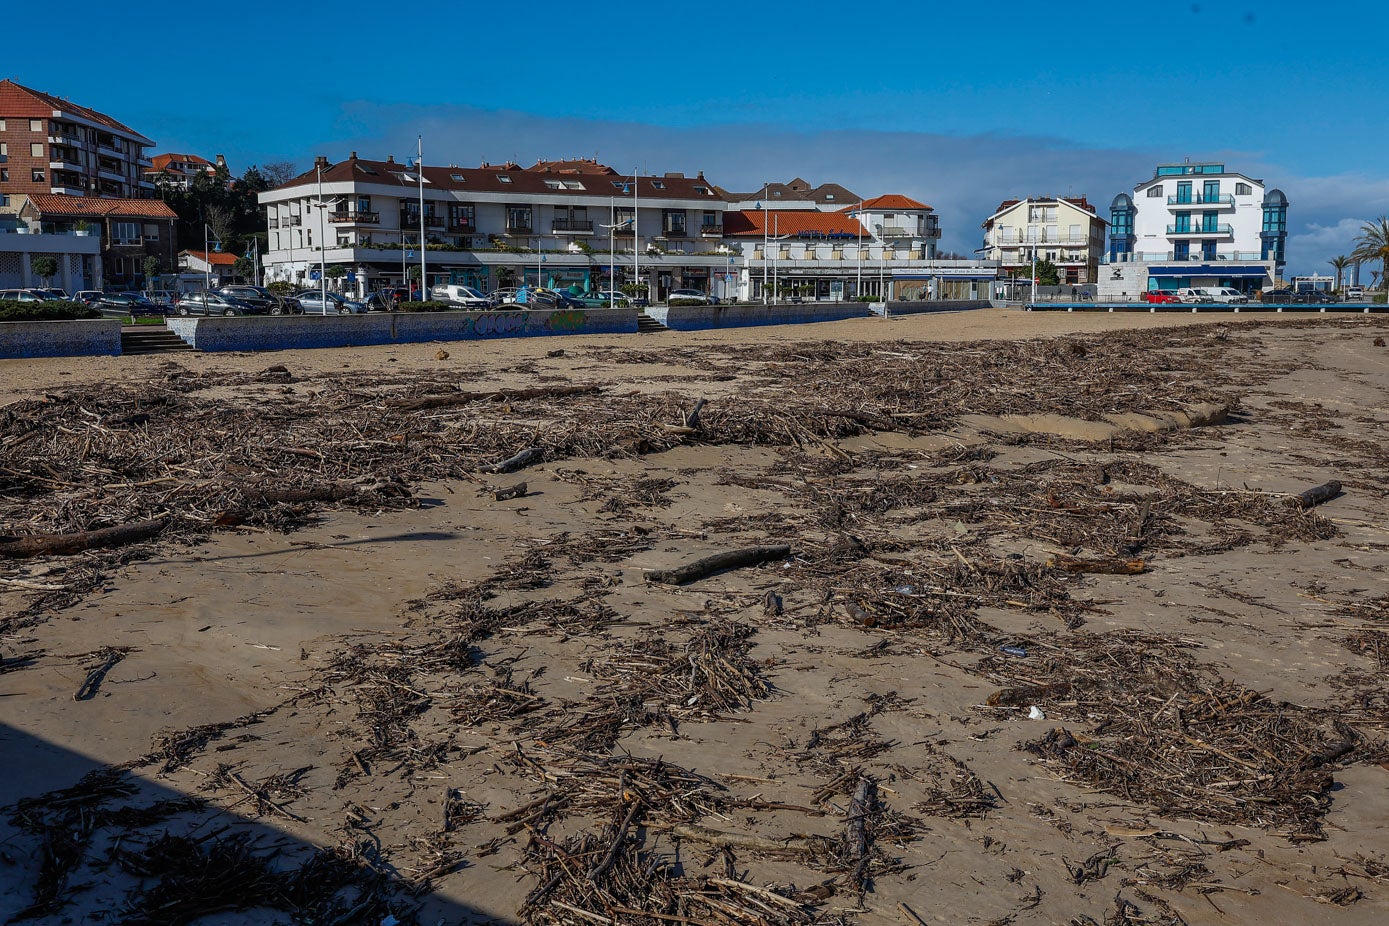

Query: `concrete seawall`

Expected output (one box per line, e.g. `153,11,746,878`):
166,308,638,352
0,319,121,359
879,299,991,316
648,302,871,330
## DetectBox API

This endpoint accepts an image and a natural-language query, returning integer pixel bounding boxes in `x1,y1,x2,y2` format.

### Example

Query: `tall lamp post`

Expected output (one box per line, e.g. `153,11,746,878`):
416,136,426,299
202,222,217,293
600,198,629,308
856,200,863,301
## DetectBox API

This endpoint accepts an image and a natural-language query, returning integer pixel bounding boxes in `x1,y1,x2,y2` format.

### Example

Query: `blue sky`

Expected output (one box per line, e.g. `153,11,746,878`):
12,1,1388,277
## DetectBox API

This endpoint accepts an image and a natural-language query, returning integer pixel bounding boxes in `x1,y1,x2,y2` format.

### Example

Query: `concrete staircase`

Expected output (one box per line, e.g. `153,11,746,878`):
636,312,668,333
121,326,195,355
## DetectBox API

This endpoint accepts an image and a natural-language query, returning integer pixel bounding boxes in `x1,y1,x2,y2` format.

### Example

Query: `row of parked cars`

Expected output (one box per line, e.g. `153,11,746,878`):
1141,287,1359,305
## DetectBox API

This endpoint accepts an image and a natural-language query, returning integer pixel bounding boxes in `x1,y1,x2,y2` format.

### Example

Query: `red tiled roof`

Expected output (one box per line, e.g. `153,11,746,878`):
854,194,930,211
149,153,213,172
0,78,151,143
527,158,619,176
182,249,236,266
24,193,177,218
722,210,868,238
273,156,723,202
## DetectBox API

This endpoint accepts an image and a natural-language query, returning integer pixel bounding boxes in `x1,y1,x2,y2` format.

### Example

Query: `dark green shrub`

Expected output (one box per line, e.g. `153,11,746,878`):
0,300,101,321
396,301,452,312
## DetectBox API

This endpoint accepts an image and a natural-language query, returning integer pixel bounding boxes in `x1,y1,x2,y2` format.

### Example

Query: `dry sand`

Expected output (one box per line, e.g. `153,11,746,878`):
1,307,1387,925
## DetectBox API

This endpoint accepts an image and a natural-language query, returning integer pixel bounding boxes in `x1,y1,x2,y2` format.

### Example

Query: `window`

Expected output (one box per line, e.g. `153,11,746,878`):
112,221,139,244
824,193,834,200
1147,185,1164,198
0,120,5,131
143,224,160,238
0,169,7,182
450,173,465,181
31,142,44,157
1235,183,1252,195
31,169,44,183
0,143,5,155
544,179,563,189
563,180,584,190
1069,224,1080,241
506,205,531,231
496,174,512,183
29,119,43,132
0,195,7,208
651,180,665,190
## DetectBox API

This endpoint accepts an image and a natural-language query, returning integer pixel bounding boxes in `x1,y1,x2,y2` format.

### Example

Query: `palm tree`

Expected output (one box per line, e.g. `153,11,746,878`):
1350,216,1389,295
1329,255,1352,293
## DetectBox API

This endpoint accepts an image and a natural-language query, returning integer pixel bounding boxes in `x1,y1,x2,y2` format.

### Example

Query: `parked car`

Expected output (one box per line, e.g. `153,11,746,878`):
39,288,70,300
295,290,368,314
1141,290,1179,304
430,284,493,308
143,289,180,308
218,285,302,315
1,288,53,302
593,290,631,307
1260,288,1331,305
175,291,265,316
570,292,617,308
97,292,163,315
73,290,103,306
1344,286,1366,301
535,288,585,309
667,288,719,305
488,287,561,308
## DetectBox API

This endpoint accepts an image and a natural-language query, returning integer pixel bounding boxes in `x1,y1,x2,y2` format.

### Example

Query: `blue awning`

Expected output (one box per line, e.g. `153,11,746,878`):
1144,263,1266,274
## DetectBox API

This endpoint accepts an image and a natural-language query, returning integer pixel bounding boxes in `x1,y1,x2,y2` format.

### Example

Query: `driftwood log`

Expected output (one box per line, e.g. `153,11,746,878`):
665,822,832,857
481,447,543,474
0,517,169,559
214,485,361,526
1295,480,1341,510
1047,553,1146,575
644,544,792,585
494,482,528,502
385,384,601,412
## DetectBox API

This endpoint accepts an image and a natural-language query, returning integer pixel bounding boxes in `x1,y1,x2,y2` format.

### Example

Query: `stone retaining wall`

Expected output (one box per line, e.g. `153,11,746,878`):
0,319,121,359
165,308,637,352
648,302,871,330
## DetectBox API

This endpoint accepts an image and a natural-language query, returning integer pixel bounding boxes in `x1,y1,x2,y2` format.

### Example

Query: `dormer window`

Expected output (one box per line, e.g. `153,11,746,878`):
451,173,465,181
497,175,512,183
651,180,665,190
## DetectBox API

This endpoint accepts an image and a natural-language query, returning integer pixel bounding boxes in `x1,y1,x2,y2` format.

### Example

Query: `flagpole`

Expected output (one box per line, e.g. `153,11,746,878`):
418,136,426,299
633,168,639,304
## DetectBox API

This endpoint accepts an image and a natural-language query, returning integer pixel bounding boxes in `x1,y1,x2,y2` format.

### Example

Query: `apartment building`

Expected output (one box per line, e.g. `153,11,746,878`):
16,194,177,289
1100,162,1286,298
0,78,154,212
145,153,226,191
980,196,1106,284
258,154,730,300
721,177,861,212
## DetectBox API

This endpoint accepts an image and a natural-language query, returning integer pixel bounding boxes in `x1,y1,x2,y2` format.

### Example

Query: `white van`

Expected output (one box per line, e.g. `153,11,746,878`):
1345,285,1365,301
1178,287,1247,304
429,284,492,308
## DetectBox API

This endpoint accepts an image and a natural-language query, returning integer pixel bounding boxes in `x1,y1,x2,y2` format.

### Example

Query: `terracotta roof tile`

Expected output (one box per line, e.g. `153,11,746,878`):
273,157,723,202
0,78,151,143
723,210,868,238
857,194,930,211
182,249,236,266
23,193,177,219
149,153,213,172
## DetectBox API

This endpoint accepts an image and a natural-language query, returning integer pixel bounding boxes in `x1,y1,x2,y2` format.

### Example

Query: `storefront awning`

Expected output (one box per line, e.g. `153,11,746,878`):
1147,265,1269,278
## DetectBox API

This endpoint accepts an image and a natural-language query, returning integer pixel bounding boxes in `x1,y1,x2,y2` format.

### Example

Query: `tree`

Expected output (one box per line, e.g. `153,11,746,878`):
143,256,161,290
31,255,58,286
261,161,299,187
1329,255,1352,292
324,265,347,280
233,256,255,282
1350,216,1389,294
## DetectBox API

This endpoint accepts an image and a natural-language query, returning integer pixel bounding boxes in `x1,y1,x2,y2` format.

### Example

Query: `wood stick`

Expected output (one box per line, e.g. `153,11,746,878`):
73,647,125,701
644,544,792,586
386,384,601,411
493,482,528,501
1047,553,1146,575
0,517,168,559
480,447,543,474
663,822,831,856
1295,479,1341,510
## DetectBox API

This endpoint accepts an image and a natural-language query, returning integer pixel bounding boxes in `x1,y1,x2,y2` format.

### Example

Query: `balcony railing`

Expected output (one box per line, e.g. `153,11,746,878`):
552,218,595,233
1102,251,1265,264
699,224,723,236
505,224,533,235
48,133,83,148
1166,194,1234,206
1166,224,1233,236
880,226,913,237
924,226,942,238
330,210,380,224
661,228,689,238
446,221,475,234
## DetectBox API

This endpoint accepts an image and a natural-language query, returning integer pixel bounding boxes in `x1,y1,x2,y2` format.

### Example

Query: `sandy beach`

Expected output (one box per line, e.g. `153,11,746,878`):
2,307,1387,925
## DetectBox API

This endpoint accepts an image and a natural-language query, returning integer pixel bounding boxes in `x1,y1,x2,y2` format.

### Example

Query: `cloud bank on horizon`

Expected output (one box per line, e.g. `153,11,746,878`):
305,102,1389,280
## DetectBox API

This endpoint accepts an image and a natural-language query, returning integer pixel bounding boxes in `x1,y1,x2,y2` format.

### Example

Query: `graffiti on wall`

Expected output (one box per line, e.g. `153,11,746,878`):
545,309,588,332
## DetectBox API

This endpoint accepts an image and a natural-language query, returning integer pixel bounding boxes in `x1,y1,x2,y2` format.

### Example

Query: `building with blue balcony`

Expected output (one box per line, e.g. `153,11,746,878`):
1098,162,1286,300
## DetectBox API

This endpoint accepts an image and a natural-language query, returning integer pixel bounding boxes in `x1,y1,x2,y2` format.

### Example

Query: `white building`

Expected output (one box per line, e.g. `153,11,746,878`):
1100,162,1287,299
980,196,1106,285
257,155,731,302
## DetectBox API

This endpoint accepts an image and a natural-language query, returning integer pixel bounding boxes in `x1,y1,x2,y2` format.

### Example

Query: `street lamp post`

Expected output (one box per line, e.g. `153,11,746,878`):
632,169,640,304
600,198,629,308
416,136,426,299
317,161,327,313
856,199,863,301
202,222,215,293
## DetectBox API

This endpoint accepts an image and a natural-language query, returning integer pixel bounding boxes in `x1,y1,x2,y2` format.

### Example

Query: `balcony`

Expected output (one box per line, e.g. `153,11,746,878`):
880,226,913,238
924,226,942,238
50,184,84,196
551,218,595,234
1166,224,1233,237
283,215,303,226
98,166,126,183
425,215,446,229
699,223,724,237
446,221,475,234
505,224,533,236
48,133,83,148
1166,194,1234,207
659,228,688,238
49,158,84,174
329,210,380,224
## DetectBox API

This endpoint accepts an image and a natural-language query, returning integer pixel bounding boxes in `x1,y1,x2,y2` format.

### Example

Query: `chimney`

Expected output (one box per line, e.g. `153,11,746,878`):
349,151,357,160
313,155,329,170
215,154,226,169
386,155,395,164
